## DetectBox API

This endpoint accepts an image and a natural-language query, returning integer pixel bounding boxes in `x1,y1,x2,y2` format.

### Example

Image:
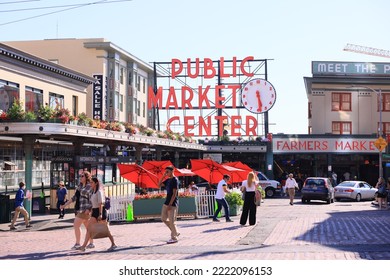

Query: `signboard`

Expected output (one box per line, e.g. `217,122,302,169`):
92,74,103,120
312,61,390,76
374,136,387,152
273,137,379,154
150,57,273,137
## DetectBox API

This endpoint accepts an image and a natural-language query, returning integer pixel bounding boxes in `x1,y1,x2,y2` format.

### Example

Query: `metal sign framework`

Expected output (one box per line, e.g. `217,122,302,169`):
152,58,271,139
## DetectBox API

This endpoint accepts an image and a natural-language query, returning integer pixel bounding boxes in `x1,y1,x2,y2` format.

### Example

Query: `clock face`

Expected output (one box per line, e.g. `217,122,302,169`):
241,78,276,114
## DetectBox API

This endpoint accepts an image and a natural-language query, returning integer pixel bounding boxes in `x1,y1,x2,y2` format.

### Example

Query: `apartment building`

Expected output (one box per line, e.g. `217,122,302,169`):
3,38,153,127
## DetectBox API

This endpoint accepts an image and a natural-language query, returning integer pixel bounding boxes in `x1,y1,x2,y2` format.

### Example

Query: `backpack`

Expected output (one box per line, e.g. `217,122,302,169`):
104,197,111,210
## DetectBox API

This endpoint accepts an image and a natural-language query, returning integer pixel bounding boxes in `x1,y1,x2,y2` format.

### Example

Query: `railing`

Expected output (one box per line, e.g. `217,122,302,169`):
107,189,217,221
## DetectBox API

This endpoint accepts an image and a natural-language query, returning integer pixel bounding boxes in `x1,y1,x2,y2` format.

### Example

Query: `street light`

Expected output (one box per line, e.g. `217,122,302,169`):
349,85,384,178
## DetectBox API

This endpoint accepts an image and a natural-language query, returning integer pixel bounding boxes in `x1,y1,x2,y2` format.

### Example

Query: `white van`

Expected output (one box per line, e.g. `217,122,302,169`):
256,171,282,198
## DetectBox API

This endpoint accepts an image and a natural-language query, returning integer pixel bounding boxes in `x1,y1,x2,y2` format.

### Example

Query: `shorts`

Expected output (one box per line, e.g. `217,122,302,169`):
76,211,90,220
91,207,107,220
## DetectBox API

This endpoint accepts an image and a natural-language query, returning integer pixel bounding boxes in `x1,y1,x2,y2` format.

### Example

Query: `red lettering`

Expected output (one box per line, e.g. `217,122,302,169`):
215,116,228,136
245,116,257,136
148,86,163,109
166,87,179,109
181,86,193,109
198,116,212,136
171,58,183,79
215,85,226,109
204,58,216,78
240,56,255,77
187,58,200,78
166,116,179,131
230,116,241,136
183,116,195,136
198,85,211,108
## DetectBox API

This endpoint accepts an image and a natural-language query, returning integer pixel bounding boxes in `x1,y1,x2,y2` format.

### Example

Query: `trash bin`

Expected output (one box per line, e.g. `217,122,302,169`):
0,194,11,223
32,197,46,214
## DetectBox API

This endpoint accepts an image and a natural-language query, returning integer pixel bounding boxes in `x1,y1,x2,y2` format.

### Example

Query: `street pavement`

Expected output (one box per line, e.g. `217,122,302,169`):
1,196,390,260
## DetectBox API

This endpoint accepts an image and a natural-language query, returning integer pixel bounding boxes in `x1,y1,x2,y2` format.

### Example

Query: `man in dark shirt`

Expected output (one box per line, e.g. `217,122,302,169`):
159,165,179,244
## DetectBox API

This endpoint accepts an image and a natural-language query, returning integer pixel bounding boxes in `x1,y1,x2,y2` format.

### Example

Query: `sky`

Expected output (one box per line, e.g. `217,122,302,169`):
1,0,390,135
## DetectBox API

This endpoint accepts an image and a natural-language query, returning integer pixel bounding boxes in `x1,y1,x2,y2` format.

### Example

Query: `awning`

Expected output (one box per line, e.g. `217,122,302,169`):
4,161,16,166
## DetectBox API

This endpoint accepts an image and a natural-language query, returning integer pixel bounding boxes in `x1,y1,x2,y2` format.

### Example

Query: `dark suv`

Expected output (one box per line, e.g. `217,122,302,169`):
301,177,335,204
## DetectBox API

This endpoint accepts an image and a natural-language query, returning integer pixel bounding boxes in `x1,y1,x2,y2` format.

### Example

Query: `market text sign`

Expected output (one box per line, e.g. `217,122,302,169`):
274,138,377,154
148,56,257,137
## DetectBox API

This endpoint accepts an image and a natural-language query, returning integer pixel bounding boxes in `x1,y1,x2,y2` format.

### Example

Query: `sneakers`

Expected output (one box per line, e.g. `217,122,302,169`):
71,244,81,250
226,219,234,222
86,243,95,249
77,246,86,252
167,239,178,244
212,218,220,222
26,224,32,228
107,245,117,252
9,225,16,230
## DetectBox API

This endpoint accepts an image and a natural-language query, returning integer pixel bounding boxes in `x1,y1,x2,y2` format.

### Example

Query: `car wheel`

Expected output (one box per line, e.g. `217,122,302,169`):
326,198,331,204
301,198,306,203
265,187,275,198
355,193,361,202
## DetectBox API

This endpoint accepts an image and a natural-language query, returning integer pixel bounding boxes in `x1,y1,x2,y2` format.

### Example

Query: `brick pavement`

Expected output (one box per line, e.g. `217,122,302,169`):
1,197,389,260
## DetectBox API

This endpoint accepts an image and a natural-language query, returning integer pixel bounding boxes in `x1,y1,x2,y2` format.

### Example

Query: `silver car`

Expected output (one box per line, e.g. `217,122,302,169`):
334,181,376,202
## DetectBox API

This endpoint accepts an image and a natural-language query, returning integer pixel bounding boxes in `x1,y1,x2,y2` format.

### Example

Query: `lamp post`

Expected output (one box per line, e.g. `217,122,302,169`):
349,85,383,178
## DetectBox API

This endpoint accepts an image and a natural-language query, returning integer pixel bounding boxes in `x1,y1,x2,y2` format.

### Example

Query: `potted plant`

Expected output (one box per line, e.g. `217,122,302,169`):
37,105,54,122
24,111,37,122
225,192,244,216
7,99,24,121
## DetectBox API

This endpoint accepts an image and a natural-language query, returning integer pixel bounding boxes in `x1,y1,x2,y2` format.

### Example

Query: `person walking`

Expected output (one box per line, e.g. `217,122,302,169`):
240,172,259,226
212,174,233,222
158,166,180,244
78,177,117,252
375,177,388,210
285,173,298,205
61,171,93,249
9,182,32,230
56,181,67,219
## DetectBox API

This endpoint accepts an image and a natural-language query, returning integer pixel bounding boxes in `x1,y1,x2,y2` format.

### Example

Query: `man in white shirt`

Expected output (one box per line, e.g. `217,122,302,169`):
212,174,233,222
285,173,298,205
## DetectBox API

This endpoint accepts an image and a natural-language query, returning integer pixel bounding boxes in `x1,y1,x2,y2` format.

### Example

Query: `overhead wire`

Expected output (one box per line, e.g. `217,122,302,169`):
0,0,132,26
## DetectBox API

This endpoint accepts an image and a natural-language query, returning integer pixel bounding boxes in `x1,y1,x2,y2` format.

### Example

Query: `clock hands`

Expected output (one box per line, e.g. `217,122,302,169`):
256,90,262,112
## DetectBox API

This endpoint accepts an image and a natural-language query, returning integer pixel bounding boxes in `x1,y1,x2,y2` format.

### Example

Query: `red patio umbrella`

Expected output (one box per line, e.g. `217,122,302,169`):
141,160,173,178
174,168,196,177
224,161,253,172
118,163,159,189
190,159,231,184
222,164,249,183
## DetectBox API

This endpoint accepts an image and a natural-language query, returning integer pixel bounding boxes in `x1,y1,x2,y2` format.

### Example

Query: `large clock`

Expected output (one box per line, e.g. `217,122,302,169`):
241,78,276,114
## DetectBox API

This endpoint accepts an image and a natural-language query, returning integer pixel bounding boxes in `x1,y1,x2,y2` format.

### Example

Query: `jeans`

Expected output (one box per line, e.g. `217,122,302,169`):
213,198,231,221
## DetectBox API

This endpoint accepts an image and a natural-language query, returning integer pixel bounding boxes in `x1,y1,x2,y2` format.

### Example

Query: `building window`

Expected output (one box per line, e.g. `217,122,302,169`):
120,67,124,84
49,93,64,109
332,121,352,134
137,75,141,91
382,93,390,112
383,122,390,135
143,78,146,93
72,96,78,116
143,102,145,118
332,92,351,111
137,100,141,116
119,94,123,112
308,102,312,119
0,79,19,112
25,86,43,112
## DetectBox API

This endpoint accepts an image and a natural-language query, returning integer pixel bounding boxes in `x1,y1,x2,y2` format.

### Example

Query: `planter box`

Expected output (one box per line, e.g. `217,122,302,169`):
228,204,242,216
133,197,197,220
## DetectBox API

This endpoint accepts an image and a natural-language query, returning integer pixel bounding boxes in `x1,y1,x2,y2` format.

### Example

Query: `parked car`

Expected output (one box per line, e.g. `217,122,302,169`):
334,181,377,202
301,177,335,204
